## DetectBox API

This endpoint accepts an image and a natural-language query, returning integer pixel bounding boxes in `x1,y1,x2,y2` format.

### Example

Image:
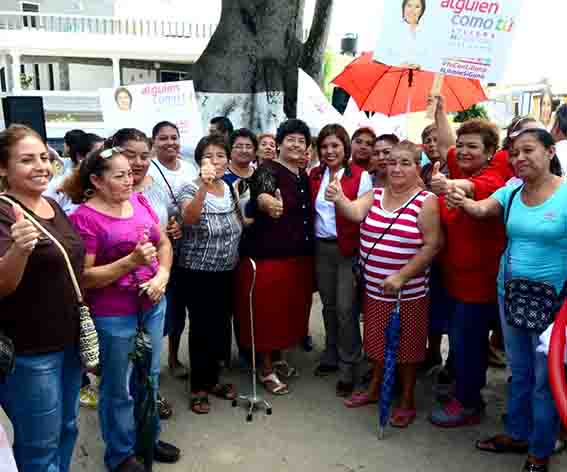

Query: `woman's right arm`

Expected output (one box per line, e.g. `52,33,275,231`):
325,174,374,223
458,193,503,219
181,184,207,226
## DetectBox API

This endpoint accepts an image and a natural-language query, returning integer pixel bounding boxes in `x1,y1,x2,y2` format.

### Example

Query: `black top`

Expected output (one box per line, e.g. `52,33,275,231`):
0,197,85,355
242,160,314,260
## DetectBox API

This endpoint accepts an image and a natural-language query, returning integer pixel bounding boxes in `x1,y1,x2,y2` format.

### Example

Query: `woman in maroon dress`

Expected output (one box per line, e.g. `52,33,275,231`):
235,119,314,395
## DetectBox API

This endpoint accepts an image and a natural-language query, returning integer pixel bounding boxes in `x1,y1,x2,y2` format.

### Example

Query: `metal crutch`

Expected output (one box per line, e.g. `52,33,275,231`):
232,258,272,421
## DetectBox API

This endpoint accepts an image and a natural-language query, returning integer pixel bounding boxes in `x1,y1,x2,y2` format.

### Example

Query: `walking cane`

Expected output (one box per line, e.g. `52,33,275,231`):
232,258,273,421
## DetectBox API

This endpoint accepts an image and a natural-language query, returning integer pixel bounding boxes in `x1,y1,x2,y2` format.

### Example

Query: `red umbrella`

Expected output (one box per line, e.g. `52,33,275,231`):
332,52,487,117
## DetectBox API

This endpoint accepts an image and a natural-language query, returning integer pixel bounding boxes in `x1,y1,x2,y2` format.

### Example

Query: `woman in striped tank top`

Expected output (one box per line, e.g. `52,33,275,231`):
326,141,442,428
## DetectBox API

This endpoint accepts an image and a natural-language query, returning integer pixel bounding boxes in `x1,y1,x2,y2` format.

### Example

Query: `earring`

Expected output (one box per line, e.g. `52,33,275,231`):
84,188,95,200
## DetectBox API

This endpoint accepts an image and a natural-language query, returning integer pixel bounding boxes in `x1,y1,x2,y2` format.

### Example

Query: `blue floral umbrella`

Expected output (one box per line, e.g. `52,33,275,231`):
378,292,402,439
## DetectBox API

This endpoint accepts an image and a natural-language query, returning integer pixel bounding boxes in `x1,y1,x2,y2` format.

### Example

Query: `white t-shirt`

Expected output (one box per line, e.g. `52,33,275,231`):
315,167,373,239
555,140,567,176
44,163,77,215
148,158,198,217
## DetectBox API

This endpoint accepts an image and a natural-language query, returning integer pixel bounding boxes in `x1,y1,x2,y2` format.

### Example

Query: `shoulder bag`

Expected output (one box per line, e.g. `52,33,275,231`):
0,196,99,369
503,186,563,332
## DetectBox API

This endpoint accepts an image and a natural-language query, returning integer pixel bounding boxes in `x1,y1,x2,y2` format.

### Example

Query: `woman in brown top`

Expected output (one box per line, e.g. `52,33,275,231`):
0,125,85,472
235,119,315,395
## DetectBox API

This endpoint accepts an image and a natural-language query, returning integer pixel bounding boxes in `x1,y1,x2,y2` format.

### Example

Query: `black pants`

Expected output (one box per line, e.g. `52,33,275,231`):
178,267,233,393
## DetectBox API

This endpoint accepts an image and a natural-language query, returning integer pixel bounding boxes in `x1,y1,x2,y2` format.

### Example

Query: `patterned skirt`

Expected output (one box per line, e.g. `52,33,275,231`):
234,256,314,353
363,294,429,364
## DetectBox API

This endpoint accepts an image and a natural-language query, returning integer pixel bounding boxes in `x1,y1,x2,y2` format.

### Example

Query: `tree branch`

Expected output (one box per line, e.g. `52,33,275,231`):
299,0,334,86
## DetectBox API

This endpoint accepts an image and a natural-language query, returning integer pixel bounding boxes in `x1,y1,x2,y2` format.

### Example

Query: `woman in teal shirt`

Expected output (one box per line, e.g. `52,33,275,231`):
447,127,564,472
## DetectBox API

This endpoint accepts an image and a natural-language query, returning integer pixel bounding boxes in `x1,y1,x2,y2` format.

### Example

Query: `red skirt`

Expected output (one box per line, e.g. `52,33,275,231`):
235,256,314,352
363,295,429,364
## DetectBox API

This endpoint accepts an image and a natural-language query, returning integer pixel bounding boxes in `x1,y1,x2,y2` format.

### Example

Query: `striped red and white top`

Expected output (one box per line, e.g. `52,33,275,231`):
360,188,432,302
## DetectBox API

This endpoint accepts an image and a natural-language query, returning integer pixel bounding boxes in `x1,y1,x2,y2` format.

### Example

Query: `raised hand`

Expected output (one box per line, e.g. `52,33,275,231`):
325,174,344,202
10,203,39,256
446,184,466,209
430,161,448,195
130,233,157,267
200,157,216,187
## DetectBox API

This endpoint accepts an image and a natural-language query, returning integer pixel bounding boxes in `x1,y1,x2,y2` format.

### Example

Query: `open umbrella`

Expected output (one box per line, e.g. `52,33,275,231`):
332,52,487,117
378,292,402,439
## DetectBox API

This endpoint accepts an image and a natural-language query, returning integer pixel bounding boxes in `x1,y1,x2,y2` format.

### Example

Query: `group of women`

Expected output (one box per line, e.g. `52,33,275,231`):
0,101,565,472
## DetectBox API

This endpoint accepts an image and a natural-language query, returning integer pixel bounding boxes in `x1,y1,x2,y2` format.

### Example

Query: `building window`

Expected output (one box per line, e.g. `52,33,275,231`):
21,2,40,28
0,68,6,92
48,64,55,91
33,64,40,90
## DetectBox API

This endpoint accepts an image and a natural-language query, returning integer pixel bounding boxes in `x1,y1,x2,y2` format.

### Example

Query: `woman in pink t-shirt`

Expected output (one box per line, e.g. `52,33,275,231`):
62,147,179,472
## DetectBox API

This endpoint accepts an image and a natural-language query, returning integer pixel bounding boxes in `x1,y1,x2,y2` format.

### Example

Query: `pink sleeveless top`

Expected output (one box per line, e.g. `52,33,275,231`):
360,188,431,302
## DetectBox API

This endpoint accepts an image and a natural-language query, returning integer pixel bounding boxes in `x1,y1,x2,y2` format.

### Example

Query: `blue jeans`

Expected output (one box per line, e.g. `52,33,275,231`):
0,346,82,472
94,298,165,471
447,297,498,408
163,266,188,338
499,296,560,459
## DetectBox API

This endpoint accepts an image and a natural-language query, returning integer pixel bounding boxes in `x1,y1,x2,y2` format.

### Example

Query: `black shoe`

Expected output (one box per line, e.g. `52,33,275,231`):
522,460,548,472
302,335,314,352
113,456,145,472
154,440,180,463
336,381,354,398
314,364,339,377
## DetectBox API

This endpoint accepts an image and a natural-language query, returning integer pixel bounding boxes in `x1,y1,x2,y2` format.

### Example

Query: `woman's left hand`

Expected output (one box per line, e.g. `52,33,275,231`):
139,271,169,303
383,272,406,296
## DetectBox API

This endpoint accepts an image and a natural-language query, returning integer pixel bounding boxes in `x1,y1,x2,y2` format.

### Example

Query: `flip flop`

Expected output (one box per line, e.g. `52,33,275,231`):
210,383,237,400
344,392,378,408
390,408,417,428
190,394,210,415
475,435,529,454
259,372,289,396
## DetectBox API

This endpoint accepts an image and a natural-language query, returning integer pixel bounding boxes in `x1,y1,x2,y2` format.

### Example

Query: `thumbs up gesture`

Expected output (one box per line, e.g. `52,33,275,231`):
325,174,344,203
130,232,157,267
445,182,466,209
200,157,217,187
10,203,39,256
430,161,448,196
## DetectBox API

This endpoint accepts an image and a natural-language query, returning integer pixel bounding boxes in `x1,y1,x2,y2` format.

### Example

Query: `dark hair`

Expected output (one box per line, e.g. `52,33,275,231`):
456,119,500,155
114,87,132,108
0,125,46,190
512,128,562,177
275,119,311,146
109,128,150,148
502,116,537,150
210,116,234,136
377,133,400,146
61,147,122,204
554,104,567,137
230,128,258,151
67,132,101,165
64,129,85,148
352,127,377,144
402,0,426,22
421,124,437,142
392,140,422,165
316,124,352,165
194,134,231,166
151,121,180,140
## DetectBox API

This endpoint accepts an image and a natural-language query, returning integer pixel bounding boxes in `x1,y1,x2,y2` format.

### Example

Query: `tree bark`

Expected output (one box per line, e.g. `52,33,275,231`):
300,0,334,86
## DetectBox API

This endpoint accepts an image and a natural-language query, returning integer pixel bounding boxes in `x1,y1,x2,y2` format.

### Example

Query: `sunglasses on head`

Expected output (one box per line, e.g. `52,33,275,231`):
98,146,123,159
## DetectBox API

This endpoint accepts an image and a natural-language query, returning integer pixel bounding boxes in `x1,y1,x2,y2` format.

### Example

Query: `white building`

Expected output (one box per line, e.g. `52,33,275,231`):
0,0,218,139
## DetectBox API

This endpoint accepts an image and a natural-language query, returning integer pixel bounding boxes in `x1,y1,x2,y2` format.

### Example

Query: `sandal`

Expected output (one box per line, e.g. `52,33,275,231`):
390,408,417,428
273,360,299,379
157,393,173,420
259,371,289,395
475,435,529,454
344,392,378,408
190,394,210,414
210,383,237,400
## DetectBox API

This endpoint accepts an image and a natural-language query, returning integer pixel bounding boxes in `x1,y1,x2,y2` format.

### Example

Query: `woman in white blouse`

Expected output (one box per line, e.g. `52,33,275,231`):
308,124,373,397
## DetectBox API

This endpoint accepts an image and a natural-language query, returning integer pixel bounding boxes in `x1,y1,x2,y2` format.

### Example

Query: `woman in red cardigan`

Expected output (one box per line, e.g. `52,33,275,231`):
309,124,373,397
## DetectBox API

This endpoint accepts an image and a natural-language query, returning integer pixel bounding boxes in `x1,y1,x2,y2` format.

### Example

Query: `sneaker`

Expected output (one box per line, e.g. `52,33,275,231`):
79,385,98,409
429,398,482,428
154,440,180,463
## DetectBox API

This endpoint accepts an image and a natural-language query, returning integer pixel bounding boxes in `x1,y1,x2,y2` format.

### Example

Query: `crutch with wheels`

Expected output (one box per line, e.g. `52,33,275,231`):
232,257,272,421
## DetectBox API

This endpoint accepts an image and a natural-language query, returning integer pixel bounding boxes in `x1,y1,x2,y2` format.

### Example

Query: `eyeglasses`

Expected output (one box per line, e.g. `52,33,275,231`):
98,146,123,159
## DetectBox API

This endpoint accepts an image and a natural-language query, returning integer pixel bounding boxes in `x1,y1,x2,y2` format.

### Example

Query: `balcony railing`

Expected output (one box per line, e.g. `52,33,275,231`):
0,11,216,39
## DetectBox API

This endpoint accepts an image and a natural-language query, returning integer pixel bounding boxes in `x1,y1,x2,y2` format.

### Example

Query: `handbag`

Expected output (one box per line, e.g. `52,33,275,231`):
503,186,561,331
354,190,421,292
0,196,99,369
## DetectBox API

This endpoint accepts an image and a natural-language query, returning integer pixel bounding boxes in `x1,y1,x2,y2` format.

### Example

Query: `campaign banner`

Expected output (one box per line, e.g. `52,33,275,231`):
373,0,524,82
99,81,204,152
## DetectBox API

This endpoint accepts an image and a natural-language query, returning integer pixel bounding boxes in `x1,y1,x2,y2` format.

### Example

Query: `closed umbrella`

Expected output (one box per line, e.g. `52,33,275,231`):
332,52,487,117
378,292,402,439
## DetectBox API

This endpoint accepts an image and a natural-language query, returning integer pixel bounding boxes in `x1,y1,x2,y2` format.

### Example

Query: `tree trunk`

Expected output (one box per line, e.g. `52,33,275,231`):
300,0,334,86
194,0,303,131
